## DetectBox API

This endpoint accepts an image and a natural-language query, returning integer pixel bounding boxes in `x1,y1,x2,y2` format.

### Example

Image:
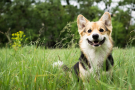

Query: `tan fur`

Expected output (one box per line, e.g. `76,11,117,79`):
77,12,113,47
77,12,113,80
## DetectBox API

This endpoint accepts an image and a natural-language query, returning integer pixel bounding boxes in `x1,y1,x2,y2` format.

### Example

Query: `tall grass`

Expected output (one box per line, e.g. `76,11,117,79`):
0,46,135,90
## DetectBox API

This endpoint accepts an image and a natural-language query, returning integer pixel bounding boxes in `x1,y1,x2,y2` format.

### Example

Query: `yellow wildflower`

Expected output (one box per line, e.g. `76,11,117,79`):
19,31,22,33
12,33,14,36
11,31,26,48
17,34,19,36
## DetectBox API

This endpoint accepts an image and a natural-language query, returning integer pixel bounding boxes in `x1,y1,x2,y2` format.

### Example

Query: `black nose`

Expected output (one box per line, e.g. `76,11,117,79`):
92,34,99,40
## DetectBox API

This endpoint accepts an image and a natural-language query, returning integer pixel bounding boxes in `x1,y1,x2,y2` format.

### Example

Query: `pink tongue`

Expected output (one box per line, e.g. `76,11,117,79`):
93,42,99,45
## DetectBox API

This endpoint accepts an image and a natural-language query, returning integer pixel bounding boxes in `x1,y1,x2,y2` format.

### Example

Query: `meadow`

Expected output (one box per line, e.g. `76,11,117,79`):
0,46,135,90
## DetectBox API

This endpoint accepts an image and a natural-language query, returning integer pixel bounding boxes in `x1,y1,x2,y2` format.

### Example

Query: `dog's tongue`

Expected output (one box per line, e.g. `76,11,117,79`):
93,41,99,46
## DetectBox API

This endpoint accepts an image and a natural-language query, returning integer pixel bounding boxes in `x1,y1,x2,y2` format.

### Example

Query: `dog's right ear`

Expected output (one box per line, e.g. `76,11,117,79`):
77,15,88,32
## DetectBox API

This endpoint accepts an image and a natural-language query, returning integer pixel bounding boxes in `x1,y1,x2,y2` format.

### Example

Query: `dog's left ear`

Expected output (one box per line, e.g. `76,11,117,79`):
99,12,112,34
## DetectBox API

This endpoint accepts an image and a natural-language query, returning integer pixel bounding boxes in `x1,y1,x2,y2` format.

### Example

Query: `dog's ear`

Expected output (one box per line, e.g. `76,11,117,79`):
99,12,112,26
77,15,88,32
99,12,112,34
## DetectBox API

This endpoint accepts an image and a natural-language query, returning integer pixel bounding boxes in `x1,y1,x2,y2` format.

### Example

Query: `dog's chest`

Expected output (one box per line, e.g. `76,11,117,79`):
81,40,110,69
79,48,108,79
86,49,106,69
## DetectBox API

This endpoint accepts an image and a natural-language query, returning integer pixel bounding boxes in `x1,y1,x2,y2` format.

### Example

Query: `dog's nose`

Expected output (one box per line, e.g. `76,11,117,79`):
92,34,99,40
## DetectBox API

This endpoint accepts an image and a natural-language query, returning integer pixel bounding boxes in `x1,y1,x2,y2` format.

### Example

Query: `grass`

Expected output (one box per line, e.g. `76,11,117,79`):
0,46,135,90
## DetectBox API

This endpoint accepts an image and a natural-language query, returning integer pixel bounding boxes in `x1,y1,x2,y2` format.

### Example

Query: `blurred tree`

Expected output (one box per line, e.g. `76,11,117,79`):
0,0,12,46
34,1,78,47
77,0,103,20
0,0,134,47
111,0,135,47
0,0,36,46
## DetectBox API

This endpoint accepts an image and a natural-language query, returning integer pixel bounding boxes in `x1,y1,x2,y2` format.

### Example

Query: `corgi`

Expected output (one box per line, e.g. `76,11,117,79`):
53,12,114,81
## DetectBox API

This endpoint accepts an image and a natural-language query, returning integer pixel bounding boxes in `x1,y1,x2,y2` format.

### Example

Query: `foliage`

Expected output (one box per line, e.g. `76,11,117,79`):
56,21,79,48
1,46,135,89
0,0,135,48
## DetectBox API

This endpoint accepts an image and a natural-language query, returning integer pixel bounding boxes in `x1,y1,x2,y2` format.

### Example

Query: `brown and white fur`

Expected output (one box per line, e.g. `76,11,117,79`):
53,12,114,81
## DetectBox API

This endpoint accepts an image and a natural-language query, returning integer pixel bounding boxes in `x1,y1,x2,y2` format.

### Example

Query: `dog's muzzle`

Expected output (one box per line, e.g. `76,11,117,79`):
87,37,106,47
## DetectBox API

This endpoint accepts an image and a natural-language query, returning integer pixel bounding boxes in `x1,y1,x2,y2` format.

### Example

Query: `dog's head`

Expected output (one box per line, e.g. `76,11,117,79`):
77,12,112,47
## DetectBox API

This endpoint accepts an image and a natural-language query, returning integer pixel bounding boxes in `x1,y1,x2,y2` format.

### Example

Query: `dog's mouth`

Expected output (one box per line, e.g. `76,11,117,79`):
87,38,106,47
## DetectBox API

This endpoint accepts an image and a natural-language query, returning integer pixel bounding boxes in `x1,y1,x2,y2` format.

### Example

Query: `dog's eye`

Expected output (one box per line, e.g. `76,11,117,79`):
88,29,92,33
99,29,104,32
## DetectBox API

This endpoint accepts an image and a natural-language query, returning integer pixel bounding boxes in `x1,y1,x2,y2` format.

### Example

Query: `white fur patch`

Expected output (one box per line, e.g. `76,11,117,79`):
80,34,112,78
102,13,111,26
78,16,86,29
53,60,63,68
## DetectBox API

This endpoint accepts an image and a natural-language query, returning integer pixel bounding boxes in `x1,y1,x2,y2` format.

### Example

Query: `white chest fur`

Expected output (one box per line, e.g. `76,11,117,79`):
79,38,112,78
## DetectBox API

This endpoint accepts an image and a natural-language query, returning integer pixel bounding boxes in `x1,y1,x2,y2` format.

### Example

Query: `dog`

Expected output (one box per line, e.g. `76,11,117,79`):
53,12,114,81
